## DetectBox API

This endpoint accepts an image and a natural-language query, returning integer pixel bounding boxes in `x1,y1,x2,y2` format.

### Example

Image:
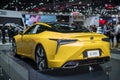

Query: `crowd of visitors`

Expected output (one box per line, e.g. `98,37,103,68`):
89,22,120,49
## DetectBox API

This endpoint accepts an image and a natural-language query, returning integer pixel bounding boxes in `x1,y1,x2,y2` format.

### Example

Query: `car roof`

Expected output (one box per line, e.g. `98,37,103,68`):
32,22,52,28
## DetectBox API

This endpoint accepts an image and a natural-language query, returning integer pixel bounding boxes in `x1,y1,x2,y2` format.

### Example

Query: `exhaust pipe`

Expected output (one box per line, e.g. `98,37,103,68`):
62,61,79,69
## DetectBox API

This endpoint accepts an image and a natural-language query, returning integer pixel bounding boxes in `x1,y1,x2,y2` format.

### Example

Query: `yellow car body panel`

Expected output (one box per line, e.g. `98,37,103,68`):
13,22,110,69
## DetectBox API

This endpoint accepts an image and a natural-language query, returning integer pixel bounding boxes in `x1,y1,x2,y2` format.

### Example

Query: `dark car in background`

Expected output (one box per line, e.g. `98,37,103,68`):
5,23,24,36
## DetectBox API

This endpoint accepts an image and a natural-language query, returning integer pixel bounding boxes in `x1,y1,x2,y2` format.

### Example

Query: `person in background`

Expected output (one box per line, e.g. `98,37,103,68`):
114,22,120,48
89,25,97,32
26,14,41,26
0,28,2,41
92,25,97,32
103,22,110,36
109,22,115,48
1,25,6,44
103,22,115,48
7,25,14,42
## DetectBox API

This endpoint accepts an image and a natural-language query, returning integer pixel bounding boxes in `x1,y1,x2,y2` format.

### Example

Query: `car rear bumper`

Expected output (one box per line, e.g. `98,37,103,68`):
48,56,110,69
63,56,110,68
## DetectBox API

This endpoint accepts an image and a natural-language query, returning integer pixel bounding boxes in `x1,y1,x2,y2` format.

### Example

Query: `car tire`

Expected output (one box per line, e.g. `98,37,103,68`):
35,45,48,72
12,40,18,57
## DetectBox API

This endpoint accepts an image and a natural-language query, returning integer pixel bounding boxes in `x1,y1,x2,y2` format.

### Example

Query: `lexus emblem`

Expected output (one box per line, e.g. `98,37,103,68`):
90,36,94,40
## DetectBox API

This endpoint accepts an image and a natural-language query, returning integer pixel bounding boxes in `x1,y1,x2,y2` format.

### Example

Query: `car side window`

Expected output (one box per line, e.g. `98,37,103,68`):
24,24,51,34
24,25,37,34
36,24,49,33
36,25,45,33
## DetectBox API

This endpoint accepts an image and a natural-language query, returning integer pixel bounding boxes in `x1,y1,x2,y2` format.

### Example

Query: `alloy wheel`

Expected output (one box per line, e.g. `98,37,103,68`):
36,46,48,71
12,41,17,56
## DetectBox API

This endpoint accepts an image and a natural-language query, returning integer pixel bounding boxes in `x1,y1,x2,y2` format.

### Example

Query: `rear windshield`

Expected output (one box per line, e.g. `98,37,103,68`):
49,23,90,33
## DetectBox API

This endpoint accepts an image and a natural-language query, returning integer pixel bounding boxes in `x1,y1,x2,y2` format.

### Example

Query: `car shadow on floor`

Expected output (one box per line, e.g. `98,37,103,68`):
18,55,105,76
41,65,103,76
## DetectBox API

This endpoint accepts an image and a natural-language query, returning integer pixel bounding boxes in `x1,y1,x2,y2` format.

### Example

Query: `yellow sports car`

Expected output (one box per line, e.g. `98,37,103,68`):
12,22,110,71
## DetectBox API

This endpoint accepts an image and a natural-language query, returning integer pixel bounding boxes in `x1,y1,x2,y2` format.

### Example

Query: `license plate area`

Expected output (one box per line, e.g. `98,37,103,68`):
87,50,100,57
83,49,101,58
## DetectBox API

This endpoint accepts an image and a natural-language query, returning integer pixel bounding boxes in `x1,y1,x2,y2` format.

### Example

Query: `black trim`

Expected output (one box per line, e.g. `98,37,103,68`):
62,56,110,68
102,38,110,42
78,57,110,65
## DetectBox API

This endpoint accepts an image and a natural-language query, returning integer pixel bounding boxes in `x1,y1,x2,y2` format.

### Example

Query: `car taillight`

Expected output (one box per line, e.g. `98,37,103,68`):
102,38,110,42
